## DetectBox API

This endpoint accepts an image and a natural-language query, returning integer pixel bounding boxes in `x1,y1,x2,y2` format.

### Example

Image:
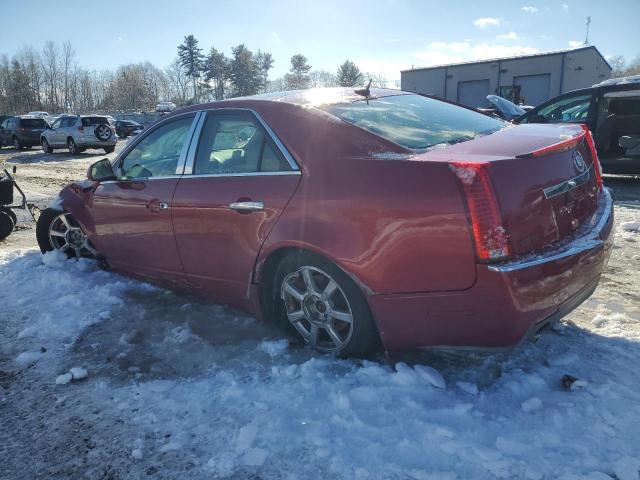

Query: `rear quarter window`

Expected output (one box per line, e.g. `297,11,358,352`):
82,117,108,127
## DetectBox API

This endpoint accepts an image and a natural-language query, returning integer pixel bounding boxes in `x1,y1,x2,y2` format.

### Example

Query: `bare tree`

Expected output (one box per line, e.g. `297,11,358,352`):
62,41,75,112
41,41,60,111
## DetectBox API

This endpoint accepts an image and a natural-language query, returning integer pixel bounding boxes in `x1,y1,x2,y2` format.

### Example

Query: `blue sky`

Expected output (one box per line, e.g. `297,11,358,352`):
2,0,639,81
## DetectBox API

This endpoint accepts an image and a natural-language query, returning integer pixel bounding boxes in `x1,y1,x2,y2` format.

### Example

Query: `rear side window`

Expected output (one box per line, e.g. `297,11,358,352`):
82,117,108,126
194,113,291,174
320,94,505,150
19,118,46,128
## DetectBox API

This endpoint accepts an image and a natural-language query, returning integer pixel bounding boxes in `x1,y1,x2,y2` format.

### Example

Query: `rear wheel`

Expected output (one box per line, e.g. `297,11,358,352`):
0,210,14,239
12,136,23,150
0,207,17,225
41,138,53,153
36,208,96,258
274,251,379,357
67,138,81,155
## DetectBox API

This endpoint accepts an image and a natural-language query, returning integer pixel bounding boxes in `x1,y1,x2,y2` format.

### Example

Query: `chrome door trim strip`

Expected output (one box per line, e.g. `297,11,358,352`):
177,171,301,179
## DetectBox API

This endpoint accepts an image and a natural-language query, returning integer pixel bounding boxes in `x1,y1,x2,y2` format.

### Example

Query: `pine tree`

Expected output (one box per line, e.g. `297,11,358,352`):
228,44,261,97
255,50,274,93
204,47,229,100
177,35,205,103
284,54,311,90
336,60,364,87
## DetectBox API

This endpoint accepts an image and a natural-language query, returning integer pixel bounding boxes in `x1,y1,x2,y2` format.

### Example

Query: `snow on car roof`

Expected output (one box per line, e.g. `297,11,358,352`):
594,74,640,87
229,87,410,107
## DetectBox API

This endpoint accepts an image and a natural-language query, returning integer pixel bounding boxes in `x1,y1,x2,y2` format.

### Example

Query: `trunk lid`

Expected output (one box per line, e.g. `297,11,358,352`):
416,123,601,257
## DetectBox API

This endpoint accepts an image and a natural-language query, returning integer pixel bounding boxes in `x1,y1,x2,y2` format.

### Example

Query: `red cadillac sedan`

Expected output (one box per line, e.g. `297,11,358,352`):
36,88,614,357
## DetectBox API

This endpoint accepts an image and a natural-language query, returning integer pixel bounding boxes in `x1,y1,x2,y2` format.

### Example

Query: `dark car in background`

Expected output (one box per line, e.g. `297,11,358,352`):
0,115,48,149
516,76,640,173
114,120,144,138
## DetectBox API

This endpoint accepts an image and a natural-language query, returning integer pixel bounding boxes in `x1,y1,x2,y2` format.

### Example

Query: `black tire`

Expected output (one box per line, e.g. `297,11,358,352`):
118,131,127,139
36,207,59,253
41,138,53,153
94,124,113,141
0,207,17,225
67,138,81,155
273,250,380,358
12,136,23,150
104,146,115,154
0,210,14,240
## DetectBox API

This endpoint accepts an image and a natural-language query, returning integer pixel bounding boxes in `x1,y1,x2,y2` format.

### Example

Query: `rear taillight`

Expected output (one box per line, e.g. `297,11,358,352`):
19,127,27,133
451,162,511,261
581,124,603,191
516,132,584,158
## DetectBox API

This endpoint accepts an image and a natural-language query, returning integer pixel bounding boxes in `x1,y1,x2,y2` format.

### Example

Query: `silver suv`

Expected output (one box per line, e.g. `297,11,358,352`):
41,115,116,154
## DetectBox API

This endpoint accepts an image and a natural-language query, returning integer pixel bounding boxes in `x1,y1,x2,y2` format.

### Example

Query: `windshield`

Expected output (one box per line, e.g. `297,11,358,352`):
321,94,505,150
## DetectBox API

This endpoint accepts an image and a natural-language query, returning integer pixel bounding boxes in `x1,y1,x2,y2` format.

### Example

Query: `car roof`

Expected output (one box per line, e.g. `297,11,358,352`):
594,74,640,87
201,87,410,109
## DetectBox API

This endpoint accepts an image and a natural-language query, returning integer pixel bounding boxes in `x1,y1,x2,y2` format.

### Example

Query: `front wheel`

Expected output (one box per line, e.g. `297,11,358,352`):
41,138,53,153
36,208,97,258
274,251,380,357
0,210,14,239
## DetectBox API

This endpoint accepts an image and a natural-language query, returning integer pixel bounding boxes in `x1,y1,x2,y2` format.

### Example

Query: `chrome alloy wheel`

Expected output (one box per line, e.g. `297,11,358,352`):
281,266,354,353
48,213,96,258
95,124,112,140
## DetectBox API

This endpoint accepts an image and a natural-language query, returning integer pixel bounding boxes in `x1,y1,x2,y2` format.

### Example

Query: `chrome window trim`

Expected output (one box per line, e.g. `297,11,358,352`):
175,111,205,175
111,111,199,176
177,171,301,179
488,188,613,273
182,111,207,174
182,107,300,175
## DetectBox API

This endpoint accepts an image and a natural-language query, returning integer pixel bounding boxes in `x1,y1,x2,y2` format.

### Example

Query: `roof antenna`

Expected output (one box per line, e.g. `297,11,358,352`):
584,16,591,46
355,79,372,98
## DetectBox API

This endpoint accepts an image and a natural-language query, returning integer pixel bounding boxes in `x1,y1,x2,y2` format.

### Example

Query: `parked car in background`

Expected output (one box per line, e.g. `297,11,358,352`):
114,119,144,138
26,111,50,119
40,114,116,154
0,115,48,149
516,76,640,173
37,88,613,357
156,101,176,113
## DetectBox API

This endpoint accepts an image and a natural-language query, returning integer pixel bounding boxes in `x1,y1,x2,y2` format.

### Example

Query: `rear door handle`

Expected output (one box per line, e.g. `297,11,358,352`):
229,201,264,212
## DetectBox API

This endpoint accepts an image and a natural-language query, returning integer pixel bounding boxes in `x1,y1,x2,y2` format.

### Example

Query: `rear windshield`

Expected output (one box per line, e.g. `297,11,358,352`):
82,117,108,126
20,118,47,128
321,94,505,150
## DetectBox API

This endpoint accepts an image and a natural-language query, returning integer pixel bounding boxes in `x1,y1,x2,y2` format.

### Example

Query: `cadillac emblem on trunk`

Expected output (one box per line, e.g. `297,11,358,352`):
573,151,586,173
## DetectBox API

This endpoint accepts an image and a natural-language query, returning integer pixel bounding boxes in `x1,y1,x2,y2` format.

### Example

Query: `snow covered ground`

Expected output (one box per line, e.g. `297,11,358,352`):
0,146,639,479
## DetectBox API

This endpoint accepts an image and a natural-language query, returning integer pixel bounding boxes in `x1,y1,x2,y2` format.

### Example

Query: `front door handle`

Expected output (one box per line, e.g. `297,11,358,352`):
148,199,169,213
229,201,264,212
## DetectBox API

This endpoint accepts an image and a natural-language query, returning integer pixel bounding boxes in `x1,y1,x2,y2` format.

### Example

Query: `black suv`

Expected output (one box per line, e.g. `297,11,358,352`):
516,77,640,173
114,120,144,138
0,116,49,149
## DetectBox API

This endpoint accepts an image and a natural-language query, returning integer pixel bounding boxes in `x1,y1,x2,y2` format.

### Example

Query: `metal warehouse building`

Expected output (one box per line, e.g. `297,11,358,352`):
401,46,612,108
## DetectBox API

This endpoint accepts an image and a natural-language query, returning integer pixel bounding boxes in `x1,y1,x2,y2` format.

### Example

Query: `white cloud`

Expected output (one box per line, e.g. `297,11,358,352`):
497,31,519,40
412,41,539,67
568,40,584,48
561,3,569,11
521,6,538,12
473,17,501,29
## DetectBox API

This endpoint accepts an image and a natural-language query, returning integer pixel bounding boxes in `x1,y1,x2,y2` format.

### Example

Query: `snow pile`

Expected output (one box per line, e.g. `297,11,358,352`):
449,164,476,185
621,221,640,233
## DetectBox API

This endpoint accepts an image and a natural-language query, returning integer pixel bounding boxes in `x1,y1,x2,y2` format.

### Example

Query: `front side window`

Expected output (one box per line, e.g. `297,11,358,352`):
60,117,76,128
320,94,505,150
194,113,291,174
120,115,194,179
50,118,62,129
532,94,594,123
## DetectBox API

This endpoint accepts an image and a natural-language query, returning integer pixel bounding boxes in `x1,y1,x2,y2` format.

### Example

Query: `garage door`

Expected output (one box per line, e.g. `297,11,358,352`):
457,80,490,108
514,74,551,107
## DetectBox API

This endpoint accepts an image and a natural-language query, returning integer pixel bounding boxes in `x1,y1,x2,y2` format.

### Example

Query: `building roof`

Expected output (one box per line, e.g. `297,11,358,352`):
401,46,612,73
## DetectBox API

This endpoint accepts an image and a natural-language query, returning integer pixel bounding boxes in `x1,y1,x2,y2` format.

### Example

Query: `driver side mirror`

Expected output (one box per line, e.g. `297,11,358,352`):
88,158,117,182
